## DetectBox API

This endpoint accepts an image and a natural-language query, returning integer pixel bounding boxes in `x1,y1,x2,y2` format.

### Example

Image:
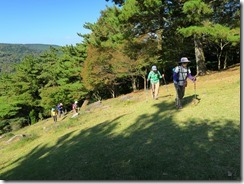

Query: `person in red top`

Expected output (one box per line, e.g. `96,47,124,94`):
72,101,78,115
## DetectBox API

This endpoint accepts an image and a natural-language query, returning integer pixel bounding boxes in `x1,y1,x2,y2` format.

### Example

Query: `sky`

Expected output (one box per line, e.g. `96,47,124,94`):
0,0,114,46
0,0,242,47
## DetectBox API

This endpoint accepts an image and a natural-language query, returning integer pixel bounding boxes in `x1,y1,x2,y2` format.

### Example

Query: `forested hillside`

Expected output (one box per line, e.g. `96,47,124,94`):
0,43,60,73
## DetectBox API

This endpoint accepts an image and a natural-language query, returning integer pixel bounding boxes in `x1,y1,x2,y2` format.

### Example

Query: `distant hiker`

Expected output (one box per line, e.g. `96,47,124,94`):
57,103,64,118
72,101,78,115
173,57,196,109
147,65,163,100
51,108,58,123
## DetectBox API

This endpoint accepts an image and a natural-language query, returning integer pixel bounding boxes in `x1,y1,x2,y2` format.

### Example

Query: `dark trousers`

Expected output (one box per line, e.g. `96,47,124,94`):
174,84,185,107
58,110,63,118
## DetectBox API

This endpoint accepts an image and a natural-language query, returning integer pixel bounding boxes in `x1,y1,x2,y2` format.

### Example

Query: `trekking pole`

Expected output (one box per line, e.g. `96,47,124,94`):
194,74,199,99
145,80,149,102
192,75,200,105
194,81,197,99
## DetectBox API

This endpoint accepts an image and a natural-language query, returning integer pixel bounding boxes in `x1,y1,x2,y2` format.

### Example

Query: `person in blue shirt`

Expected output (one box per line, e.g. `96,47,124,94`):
57,103,63,118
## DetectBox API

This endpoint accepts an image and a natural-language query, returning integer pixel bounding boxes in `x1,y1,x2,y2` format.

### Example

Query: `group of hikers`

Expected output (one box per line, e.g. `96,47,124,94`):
147,57,196,109
50,103,64,123
50,57,196,123
50,101,79,123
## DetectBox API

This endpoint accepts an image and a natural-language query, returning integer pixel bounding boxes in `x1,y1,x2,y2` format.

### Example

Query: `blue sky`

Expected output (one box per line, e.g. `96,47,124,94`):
0,0,114,46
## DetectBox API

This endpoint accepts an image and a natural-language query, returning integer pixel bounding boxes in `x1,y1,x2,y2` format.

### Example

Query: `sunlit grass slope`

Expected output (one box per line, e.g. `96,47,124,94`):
0,64,240,180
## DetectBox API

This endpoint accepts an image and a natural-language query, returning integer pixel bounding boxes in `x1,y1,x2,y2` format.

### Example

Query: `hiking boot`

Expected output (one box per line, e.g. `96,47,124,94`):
175,98,178,106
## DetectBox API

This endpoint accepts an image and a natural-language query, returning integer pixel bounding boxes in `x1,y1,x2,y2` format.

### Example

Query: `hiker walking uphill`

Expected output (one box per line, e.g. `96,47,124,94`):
173,57,196,109
72,101,79,115
51,108,58,123
57,103,64,118
147,65,163,100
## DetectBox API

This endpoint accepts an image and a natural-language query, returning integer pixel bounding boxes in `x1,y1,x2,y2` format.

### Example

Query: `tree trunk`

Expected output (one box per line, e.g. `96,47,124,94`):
194,34,206,75
81,93,91,109
108,84,116,98
217,39,229,70
223,52,228,69
143,75,147,91
131,76,137,92
81,99,89,109
217,53,221,70
217,45,223,70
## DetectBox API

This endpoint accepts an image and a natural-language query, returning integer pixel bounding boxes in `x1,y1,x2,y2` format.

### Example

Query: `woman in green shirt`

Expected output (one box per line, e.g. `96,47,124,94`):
147,65,163,100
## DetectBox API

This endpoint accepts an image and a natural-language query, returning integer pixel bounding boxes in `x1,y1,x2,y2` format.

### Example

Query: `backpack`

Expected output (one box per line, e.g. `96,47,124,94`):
156,71,161,78
173,66,189,87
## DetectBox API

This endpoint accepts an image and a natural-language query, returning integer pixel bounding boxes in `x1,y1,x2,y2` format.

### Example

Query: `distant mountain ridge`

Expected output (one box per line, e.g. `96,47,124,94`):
0,43,61,73
0,43,60,52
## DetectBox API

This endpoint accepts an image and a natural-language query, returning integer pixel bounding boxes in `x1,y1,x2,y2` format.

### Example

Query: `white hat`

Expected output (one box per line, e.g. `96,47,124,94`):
152,65,157,71
75,101,78,103
179,57,190,63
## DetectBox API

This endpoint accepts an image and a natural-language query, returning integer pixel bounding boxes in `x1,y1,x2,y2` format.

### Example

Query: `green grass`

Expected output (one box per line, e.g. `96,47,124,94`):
0,65,240,180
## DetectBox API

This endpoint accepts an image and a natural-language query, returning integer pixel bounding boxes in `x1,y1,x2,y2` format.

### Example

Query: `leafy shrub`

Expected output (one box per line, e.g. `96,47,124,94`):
29,109,37,125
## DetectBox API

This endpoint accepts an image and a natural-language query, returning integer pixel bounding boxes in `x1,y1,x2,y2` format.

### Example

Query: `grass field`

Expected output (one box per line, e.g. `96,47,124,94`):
0,64,240,180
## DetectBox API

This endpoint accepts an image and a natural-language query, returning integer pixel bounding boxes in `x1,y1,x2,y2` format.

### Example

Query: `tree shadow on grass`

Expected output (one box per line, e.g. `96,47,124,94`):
180,94,201,106
0,101,240,180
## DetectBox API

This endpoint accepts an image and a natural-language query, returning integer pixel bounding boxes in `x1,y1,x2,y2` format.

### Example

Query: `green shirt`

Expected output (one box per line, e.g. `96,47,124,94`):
147,70,162,84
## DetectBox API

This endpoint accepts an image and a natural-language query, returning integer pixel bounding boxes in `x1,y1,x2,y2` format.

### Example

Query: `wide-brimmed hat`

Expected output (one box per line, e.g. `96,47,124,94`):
179,57,190,63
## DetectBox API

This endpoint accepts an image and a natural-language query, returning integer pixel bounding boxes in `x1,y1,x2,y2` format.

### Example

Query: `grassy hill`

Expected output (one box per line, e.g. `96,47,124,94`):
0,64,240,180
0,43,60,73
